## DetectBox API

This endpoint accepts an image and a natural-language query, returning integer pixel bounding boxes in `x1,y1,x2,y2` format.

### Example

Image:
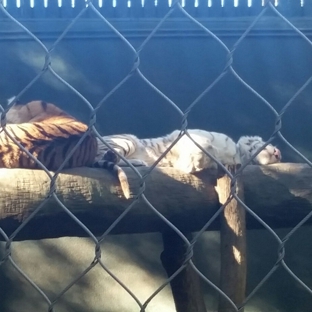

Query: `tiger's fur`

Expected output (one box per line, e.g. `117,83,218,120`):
96,130,281,173
2,99,130,199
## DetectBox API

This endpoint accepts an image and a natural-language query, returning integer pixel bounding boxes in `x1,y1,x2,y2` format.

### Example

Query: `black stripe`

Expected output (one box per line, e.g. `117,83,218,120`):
155,142,162,153
16,126,38,140
28,145,39,154
0,130,9,145
123,141,132,156
79,141,87,164
33,139,49,147
0,152,5,163
2,143,13,154
41,101,48,111
41,142,56,163
46,151,56,170
35,124,57,138
63,124,85,134
18,150,28,168
62,141,71,159
68,152,74,168
26,103,32,116
7,126,20,140
54,124,74,136
70,123,86,131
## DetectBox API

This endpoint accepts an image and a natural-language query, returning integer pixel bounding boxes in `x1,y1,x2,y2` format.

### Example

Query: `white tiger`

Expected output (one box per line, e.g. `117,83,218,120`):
96,129,281,173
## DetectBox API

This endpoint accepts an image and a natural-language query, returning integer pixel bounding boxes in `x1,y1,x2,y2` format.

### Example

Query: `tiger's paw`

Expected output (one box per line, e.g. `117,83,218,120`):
103,150,119,164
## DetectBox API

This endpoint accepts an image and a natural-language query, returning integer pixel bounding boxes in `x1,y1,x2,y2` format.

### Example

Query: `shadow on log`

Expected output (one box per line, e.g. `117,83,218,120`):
0,163,311,240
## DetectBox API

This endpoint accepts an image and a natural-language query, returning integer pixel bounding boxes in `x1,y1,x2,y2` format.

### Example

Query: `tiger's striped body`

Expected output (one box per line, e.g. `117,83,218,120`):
2,100,130,198
97,130,281,173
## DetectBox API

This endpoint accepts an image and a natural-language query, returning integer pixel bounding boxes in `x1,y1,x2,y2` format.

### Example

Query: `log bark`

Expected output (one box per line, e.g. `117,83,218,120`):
217,166,246,312
0,163,311,240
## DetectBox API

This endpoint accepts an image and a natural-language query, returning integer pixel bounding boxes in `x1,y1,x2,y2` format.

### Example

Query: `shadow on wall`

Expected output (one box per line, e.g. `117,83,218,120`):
1,227,312,312
0,234,176,312
0,20,312,163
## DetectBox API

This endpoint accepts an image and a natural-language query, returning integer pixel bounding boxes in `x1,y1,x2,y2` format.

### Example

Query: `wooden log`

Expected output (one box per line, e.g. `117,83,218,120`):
160,230,207,312
216,166,246,312
0,163,311,240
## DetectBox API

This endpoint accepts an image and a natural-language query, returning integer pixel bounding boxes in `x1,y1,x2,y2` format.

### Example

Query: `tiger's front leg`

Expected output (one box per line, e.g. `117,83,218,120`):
118,159,148,167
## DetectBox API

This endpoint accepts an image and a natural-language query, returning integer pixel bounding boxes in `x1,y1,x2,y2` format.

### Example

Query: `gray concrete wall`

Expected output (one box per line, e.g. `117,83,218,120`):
1,228,312,312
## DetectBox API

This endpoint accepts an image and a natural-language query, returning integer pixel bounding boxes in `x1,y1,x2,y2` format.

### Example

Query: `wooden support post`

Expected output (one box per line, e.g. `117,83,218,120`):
217,165,246,312
160,230,207,312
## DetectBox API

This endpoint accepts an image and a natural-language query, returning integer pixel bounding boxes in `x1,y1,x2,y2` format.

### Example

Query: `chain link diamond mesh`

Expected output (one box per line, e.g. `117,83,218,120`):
0,0,311,311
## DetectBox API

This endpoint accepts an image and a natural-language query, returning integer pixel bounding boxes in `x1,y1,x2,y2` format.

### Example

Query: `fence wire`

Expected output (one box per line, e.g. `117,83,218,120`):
0,0,311,311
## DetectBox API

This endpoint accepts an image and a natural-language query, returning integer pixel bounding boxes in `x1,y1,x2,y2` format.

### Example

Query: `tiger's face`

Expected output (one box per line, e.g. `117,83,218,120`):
256,143,281,165
238,136,282,165
5,100,68,124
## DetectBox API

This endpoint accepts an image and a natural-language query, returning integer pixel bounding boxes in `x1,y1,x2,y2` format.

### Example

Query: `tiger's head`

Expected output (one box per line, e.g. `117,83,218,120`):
237,136,281,165
5,98,70,124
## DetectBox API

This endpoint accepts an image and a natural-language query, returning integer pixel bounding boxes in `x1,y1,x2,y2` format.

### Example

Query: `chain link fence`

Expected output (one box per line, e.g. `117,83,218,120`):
0,0,312,311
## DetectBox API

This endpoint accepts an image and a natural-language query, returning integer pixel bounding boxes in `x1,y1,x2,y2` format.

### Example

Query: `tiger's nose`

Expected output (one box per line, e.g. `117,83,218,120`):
274,148,281,160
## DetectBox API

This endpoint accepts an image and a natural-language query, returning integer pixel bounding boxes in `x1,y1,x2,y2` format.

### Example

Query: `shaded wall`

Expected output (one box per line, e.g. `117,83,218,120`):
1,8,312,161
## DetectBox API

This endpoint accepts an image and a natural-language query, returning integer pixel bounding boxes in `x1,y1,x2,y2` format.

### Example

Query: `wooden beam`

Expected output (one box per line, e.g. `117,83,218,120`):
0,163,311,240
217,166,246,312
161,230,207,312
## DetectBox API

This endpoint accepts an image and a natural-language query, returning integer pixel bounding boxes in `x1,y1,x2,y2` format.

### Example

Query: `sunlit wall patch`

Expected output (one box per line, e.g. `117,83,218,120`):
261,0,279,6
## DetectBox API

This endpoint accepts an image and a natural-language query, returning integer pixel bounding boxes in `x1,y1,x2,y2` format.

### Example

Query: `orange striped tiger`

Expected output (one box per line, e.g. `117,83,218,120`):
2,99,130,199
